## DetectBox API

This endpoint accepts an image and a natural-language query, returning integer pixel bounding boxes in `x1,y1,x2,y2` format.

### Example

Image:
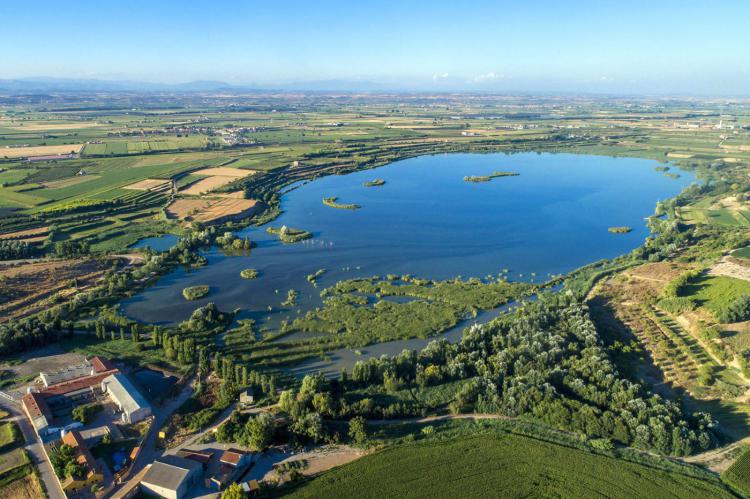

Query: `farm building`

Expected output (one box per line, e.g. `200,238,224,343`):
23,357,121,438
59,429,104,494
101,373,152,423
210,448,253,489
176,448,213,470
40,355,117,387
141,455,203,499
21,391,53,436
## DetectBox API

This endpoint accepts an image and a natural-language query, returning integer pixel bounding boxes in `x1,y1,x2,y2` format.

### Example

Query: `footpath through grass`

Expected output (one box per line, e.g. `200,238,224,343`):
283,434,732,499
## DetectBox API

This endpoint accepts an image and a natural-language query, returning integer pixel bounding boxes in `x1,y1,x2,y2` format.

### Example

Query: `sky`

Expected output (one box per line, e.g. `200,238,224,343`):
1,0,749,95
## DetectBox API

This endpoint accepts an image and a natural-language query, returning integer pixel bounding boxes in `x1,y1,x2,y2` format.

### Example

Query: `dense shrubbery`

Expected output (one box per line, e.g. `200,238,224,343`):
179,302,231,333
0,240,37,260
657,297,696,314
216,231,253,251
716,295,750,323
72,402,102,424
0,316,69,356
285,295,716,456
182,285,210,300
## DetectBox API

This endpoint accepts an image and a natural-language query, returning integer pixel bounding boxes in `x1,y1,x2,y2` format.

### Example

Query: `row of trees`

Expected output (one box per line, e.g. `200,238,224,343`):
0,239,37,260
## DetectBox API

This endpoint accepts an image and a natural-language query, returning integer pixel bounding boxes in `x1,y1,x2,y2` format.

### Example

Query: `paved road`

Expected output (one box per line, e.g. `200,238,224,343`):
165,402,237,456
164,403,276,457
0,399,66,499
107,377,196,498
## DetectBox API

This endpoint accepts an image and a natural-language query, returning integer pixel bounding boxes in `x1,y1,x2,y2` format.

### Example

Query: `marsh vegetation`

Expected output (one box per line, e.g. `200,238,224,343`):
323,196,361,210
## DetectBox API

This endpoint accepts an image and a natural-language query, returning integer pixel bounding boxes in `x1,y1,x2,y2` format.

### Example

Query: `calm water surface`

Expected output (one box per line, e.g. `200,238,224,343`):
121,152,694,328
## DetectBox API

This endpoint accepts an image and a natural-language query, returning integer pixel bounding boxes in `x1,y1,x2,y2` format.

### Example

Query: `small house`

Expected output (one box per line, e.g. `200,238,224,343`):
239,388,254,407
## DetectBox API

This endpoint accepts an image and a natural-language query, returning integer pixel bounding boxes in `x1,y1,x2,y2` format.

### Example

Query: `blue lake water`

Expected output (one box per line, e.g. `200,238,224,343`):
130,234,180,252
121,152,694,327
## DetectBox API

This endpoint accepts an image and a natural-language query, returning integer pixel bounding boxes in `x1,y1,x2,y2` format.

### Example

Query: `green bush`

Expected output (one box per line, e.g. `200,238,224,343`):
182,285,210,300
716,295,750,323
657,297,696,314
71,403,102,425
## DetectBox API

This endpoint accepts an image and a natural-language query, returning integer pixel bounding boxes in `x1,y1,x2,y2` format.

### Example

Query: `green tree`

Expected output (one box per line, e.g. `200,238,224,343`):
221,483,247,499
242,412,274,451
348,416,367,444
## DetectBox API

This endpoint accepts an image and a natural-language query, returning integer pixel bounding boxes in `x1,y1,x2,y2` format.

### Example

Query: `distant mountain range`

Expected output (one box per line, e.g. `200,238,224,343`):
0,77,402,94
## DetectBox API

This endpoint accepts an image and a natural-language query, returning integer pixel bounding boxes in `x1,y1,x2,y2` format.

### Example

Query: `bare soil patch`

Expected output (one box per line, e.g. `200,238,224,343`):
7,123,103,131
0,345,85,383
192,167,254,177
710,196,746,211
0,144,83,159
124,178,172,191
0,226,49,242
0,259,107,322
180,168,254,195
264,445,368,483
166,198,258,224
0,470,44,499
709,256,750,282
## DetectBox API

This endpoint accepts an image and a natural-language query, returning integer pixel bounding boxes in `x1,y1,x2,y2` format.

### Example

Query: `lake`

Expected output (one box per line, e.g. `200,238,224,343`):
121,152,694,329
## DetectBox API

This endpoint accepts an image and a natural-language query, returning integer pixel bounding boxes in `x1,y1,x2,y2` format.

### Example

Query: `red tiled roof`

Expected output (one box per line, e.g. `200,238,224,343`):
178,448,213,464
22,392,52,421
62,430,100,475
89,356,115,373
42,369,118,396
219,448,246,466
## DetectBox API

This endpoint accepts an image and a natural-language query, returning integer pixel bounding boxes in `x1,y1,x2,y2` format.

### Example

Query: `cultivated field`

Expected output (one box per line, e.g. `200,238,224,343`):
285,434,731,498
124,178,172,191
179,167,254,195
1,144,83,158
166,197,258,223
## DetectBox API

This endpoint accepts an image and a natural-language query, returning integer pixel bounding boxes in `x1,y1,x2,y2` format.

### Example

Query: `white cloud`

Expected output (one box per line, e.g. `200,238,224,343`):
473,71,502,83
432,72,450,81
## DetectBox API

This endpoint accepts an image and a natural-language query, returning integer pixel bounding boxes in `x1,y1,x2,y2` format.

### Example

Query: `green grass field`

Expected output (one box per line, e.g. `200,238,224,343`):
0,423,19,453
722,448,750,496
284,434,731,499
683,275,750,319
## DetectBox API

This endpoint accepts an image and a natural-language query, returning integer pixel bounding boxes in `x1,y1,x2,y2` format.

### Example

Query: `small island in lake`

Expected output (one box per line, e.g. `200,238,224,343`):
266,225,313,243
464,171,520,183
608,226,633,234
323,196,361,210
182,285,210,300
364,179,386,187
240,268,259,279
